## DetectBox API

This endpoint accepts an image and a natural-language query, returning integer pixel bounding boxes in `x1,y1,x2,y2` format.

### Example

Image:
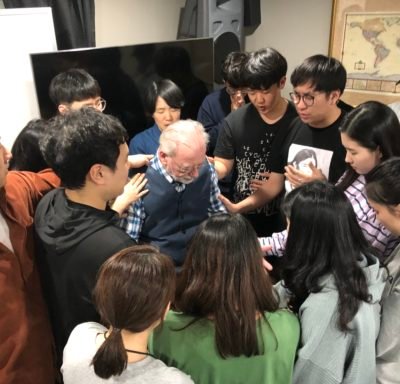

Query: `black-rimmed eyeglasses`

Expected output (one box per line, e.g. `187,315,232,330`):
289,92,316,107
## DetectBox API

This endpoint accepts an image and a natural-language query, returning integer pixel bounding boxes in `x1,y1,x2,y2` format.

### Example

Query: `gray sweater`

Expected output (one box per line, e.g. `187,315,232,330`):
61,322,194,384
275,255,386,384
376,243,400,384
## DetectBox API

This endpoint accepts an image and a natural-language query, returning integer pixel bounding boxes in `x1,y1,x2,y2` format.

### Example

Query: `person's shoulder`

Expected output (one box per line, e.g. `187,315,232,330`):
164,310,194,325
149,359,194,384
64,322,105,360
89,223,134,249
130,129,146,145
131,125,158,139
265,310,300,333
69,322,106,340
202,88,224,103
6,169,59,198
337,99,354,113
263,310,300,351
35,186,61,211
386,244,400,271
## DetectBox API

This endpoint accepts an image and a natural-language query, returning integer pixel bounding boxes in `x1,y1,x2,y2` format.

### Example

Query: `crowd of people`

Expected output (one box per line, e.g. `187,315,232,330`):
1,47,399,384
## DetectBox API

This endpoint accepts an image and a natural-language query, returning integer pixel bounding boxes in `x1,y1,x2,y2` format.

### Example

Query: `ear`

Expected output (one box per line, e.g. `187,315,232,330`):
88,164,106,185
393,204,400,217
329,90,341,105
58,104,68,114
376,146,383,160
158,150,168,166
279,76,286,89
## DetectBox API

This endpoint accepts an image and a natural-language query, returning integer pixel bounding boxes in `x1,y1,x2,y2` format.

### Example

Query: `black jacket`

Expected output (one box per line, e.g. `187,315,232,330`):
34,188,134,365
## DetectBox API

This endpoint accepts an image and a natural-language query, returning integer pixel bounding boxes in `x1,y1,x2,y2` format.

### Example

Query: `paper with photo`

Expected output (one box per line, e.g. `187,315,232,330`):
285,144,333,192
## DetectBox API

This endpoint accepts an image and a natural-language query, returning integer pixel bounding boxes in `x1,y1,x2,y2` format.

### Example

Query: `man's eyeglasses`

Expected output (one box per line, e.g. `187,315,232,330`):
226,86,247,96
175,163,203,175
289,92,317,107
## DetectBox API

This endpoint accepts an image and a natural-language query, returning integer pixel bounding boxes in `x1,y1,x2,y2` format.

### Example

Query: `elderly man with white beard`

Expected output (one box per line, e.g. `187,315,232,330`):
120,120,226,267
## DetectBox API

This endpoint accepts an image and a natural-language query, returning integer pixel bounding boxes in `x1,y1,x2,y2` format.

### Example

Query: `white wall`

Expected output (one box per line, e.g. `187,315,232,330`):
95,0,333,97
245,0,333,97
95,0,186,46
0,7,56,149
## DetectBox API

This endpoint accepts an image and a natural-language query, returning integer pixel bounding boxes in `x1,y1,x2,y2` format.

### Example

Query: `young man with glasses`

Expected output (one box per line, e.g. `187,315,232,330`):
121,120,226,267
197,51,248,156
213,48,298,237
267,54,350,191
49,68,106,114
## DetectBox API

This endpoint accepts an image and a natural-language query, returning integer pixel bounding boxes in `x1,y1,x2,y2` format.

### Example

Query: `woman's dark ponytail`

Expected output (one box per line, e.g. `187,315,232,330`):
92,328,127,378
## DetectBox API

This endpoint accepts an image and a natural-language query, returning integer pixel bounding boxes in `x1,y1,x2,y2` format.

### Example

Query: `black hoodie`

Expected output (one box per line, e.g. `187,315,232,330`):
34,188,134,365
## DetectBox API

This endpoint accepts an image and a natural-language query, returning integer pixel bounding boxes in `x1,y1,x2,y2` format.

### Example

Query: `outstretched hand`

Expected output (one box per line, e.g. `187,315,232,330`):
111,173,149,215
250,171,270,192
284,163,325,189
218,194,240,213
128,154,153,168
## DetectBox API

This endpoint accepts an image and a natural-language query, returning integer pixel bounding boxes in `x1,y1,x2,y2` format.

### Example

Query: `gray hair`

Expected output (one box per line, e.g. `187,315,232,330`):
159,119,209,156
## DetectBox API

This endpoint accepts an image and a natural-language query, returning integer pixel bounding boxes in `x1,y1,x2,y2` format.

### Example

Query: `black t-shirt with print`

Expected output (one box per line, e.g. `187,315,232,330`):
214,101,297,236
269,111,348,184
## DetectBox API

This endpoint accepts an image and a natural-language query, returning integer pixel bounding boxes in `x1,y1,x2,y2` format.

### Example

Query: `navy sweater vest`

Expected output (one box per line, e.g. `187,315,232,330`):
141,162,211,265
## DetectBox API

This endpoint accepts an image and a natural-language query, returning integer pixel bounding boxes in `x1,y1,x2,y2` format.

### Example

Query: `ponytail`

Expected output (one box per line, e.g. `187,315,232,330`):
92,328,127,378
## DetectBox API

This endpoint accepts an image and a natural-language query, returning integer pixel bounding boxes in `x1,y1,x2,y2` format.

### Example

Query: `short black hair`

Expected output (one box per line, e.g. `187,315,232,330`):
41,108,127,189
49,68,101,106
221,51,248,88
144,79,184,115
242,48,287,90
291,54,346,94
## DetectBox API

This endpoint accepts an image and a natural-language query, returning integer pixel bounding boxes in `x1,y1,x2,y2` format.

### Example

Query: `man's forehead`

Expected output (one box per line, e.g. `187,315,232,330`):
174,145,205,163
294,82,317,93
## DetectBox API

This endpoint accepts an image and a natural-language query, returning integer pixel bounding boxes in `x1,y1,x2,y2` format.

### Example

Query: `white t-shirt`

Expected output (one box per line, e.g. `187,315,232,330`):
62,322,193,384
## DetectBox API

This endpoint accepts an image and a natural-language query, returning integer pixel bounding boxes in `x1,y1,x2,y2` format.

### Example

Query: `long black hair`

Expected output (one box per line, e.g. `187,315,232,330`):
176,213,279,358
281,181,374,331
338,101,400,190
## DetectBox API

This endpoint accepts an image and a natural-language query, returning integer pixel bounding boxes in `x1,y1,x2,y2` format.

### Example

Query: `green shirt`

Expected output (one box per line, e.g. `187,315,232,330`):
149,310,299,384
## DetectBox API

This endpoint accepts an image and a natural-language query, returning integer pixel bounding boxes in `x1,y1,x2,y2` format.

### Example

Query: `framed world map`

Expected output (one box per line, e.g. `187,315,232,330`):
329,0,400,106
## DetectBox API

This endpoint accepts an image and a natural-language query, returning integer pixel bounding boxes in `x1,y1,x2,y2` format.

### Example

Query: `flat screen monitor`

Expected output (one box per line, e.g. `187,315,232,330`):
30,37,214,140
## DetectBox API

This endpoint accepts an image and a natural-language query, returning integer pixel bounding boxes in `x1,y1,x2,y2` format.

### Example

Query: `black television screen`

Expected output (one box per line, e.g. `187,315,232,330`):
30,37,214,140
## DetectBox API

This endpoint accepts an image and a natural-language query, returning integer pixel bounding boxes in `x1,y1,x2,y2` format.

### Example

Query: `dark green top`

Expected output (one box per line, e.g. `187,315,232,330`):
149,310,300,384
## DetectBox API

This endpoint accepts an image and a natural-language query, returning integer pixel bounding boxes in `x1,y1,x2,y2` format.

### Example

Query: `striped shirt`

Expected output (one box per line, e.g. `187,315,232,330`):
260,174,399,259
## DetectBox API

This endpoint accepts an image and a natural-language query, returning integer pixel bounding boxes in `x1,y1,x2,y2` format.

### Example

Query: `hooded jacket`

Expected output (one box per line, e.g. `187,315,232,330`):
275,255,386,384
34,188,134,365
